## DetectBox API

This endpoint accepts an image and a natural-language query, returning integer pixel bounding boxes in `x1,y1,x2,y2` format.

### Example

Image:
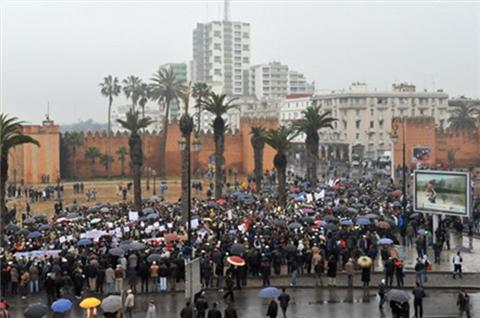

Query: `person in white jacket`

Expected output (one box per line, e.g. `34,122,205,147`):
146,298,157,318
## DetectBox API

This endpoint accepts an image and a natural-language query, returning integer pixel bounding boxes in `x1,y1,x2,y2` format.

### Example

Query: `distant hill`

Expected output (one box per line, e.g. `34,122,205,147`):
60,119,108,133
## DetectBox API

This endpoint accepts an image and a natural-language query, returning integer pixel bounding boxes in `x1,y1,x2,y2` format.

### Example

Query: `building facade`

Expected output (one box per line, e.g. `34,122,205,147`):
312,83,450,160
192,20,251,96
249,61,314,99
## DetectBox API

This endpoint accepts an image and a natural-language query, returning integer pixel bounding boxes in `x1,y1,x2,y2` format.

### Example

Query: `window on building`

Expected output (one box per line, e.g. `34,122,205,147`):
379,132,383,139
234,62,241,67
356,133,360,140
370,121,374,129
234,50,242,55
243,57,249,63
243,44,249,51
243,32,249,38
370,109,374,116
343,120,347,129
235,75,241,80
356,120,361,129
234,31,241,37
420,109,424,115
214,56,221,63
356,109,360,116
214,31,221,37
214,43,221,50
334,121,337,129
214,69,222,75
379,119,384,129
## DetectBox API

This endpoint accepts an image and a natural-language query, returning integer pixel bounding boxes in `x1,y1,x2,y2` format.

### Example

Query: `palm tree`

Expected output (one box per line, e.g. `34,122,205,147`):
149,67,187,177
293,106,336,185
448,104,478,131
117,109,153,210
63,131,84,179
85,147,101,178
99,75,121,179
250,126,267,192
123,75,143,111
138,83,150,119
179,88,194,223
201,92,238,199
264,126,298,207
0,114,39,243
100,154,114,175
192,82,211,133
116,146,128,177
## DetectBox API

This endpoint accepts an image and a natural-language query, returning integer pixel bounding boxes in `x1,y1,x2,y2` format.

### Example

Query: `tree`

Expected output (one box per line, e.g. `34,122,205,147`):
293,106,336,185
263,126,298,207
448,104,478,131
0,114,39,244
250,126,267,192
85,147,101,178
122,75,143,111
201,92,238,199
100,154,114,175
138,83,150,119
63,131,84,179
149,67,186,177
179,88,194,223
116,146,128,177
447,149,456,169
99,75,121,179
117,109,153,210
191,82,211,133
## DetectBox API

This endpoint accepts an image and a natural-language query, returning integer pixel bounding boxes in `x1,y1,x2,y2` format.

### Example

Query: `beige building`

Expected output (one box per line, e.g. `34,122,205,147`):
311,83,450,160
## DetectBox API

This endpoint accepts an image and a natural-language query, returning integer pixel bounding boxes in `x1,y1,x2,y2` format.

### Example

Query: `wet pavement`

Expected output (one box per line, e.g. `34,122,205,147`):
6,288,479,317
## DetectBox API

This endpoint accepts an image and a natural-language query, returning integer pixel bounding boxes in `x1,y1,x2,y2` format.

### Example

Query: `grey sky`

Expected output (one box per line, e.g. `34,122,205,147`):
1,0,479,124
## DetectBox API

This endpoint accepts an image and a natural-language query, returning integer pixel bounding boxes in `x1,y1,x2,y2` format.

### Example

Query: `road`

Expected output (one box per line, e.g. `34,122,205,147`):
6,288,478,318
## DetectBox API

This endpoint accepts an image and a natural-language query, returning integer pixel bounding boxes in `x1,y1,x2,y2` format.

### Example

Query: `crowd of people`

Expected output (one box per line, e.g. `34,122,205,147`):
1,174,478,317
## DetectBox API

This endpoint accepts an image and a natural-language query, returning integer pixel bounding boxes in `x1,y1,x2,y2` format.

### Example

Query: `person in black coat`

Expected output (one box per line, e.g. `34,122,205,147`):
361,266,371,287
207,302,222,318
278,288,290,318
224,303,238,318
44,274,56,304
267,299,278,318
96,266,105,294
195,291,209,318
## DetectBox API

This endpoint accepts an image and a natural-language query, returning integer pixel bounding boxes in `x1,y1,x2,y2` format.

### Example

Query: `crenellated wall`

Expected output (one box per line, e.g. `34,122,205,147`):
60,118,278,179
392,117,480,169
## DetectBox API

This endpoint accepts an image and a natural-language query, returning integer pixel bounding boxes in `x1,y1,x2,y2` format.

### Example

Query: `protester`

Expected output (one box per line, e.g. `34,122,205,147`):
207,302,222,318
146,299,157,318
278,288,290,318
412,282,426,318
180,301,194,318
457,290,471,318
452,252,463,279
267,299,278,318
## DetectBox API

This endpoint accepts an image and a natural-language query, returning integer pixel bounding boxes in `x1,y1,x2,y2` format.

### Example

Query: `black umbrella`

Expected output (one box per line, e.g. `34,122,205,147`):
323,215,336,222
301,216,314,225
5,224,19,232
285,244,297,253
274,219,286,227
18,229,30,236
109,247,125,257
24,303,48,318
129,241,146,251
229,243,246,255
23,218,36,225
101,295,122,313
147,254,162,263
38,224,50,231
288,222,302,230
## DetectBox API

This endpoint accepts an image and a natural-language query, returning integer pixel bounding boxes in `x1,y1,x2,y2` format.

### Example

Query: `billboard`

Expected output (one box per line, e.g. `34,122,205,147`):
413,146,433,164
413,170,471,217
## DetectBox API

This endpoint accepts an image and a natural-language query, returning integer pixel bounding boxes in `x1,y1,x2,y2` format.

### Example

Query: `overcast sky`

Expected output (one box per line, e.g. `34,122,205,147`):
1,0,479,124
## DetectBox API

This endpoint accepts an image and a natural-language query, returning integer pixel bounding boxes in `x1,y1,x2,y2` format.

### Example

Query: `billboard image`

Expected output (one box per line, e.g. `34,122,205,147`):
413,170,471,217
413,146,432,164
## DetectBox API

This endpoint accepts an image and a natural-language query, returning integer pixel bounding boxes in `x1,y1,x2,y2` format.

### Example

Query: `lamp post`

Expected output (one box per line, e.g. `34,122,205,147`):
391,118,407,215
146,167,151,191
152,169,157,195
179,112,194,250
192,136,201,177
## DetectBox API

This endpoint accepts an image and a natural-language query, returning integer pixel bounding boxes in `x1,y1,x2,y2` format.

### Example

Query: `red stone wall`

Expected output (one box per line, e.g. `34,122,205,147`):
392,117,480,169
62,117,279,179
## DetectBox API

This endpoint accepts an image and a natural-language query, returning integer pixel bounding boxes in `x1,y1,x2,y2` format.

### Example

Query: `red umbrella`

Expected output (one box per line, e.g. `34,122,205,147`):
391,190,402,198
164,233,178,242
227,256,245,266
216,198,226,206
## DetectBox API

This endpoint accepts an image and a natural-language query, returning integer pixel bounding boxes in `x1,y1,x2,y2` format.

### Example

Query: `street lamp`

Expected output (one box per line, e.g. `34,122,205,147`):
192,136,201,177
391,118,407,215
146,167,151,191
152,169,157,195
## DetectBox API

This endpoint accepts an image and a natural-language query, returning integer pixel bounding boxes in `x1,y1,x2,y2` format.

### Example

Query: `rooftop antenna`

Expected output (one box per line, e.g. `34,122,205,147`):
224,0,230,21
46,101,50,121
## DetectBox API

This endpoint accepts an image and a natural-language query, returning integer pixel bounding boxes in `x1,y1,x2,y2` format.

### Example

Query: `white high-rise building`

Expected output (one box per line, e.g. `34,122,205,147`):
192,20,251,96
249,61,314,99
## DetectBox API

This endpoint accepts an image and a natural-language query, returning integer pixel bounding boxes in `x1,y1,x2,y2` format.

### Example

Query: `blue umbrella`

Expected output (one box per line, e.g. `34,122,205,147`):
379,238,394,245
356,218,371,226
294,195,304,202
231,191,244,198
77,239,93,247
38,224,50,231
145,213,159,220
243,198,256,205
27,231,42,239
51,298,73,313
143,207,155,214
340,219,353,226
258,287,281,298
